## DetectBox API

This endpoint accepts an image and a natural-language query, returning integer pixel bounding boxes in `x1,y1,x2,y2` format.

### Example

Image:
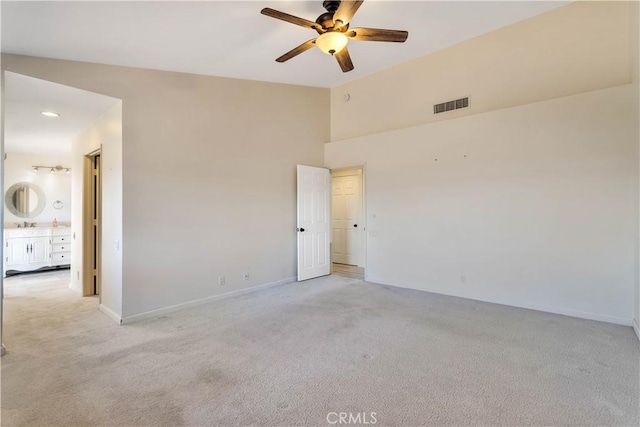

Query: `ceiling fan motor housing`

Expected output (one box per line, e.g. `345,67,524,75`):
316,0,344,31
316,12,336,31
323,1,341,13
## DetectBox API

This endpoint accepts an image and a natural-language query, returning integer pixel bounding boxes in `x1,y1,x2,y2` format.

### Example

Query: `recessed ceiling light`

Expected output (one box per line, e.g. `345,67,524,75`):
41,111,60,118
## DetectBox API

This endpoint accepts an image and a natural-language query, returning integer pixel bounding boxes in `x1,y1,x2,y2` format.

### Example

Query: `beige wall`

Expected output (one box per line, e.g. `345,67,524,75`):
71,103,122,320
3,55,329,319
326,1,639,326
326,84,638,324
330,1,632,142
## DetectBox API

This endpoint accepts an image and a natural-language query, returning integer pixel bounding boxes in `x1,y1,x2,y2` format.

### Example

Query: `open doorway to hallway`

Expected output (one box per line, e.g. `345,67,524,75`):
331,167,365,280
1,71,121,352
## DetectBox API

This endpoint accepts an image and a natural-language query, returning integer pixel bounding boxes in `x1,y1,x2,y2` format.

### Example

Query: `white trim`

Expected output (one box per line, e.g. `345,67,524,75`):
121,276,296,324
99,304,122,324
68,281,82,295
633,319,640,342
367,277,633,326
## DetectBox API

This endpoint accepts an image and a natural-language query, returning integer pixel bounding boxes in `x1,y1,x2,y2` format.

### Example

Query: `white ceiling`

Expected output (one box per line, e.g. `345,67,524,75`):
1,1,571,88
1,1,571,156
3,72,120,155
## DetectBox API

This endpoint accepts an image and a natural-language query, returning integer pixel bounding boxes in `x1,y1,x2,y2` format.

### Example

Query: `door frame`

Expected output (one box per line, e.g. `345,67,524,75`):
330,165,367,271
1,71,6,355
82,149,101,297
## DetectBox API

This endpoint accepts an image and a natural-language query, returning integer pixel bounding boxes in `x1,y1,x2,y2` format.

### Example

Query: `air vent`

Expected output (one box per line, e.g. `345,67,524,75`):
434,97,468,114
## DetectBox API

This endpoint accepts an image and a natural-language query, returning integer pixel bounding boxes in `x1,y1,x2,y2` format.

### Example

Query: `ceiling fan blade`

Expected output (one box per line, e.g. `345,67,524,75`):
261,8,322,31
347,27,409,43
333,1,364,27
276,39,317,63
335,47,354,73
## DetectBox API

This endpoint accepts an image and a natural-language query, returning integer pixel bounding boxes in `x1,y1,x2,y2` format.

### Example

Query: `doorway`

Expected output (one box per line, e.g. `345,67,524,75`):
83,150,101,296
331,167,365,280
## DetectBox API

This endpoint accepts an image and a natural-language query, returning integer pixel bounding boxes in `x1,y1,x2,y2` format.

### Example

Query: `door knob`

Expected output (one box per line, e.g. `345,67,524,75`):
353,224,358,228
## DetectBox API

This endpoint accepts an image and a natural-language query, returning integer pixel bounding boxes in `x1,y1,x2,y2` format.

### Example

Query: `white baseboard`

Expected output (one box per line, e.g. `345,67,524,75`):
99,304,123,324
121,276,296,324
366,276,633,327
68,282,82,295
633,319,640,342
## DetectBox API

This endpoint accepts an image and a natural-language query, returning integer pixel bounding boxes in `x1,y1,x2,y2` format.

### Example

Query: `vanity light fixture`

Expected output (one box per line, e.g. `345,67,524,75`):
32,165,71,174
41,111,60,118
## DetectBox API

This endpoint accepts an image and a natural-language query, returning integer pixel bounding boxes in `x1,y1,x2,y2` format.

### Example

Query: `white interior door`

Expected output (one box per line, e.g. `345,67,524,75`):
331,173,363,266
297,165,331,281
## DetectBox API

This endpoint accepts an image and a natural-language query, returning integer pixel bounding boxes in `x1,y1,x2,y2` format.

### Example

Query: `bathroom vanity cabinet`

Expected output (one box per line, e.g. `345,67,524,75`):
4,227,71,276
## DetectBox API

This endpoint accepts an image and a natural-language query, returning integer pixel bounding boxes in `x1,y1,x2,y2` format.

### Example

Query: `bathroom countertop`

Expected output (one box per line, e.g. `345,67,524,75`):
4,225,70,229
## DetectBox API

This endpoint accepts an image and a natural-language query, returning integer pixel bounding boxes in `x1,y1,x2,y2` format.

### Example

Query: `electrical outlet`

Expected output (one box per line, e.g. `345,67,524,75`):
461,275,467,283
218,275,225,286
243,272,250,281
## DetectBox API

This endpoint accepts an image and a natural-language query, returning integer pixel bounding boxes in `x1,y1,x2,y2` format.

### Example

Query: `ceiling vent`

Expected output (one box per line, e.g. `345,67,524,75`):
434,97,468,114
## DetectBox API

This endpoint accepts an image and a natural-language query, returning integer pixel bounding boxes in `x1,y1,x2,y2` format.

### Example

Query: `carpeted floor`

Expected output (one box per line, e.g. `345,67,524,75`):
1,270,638,426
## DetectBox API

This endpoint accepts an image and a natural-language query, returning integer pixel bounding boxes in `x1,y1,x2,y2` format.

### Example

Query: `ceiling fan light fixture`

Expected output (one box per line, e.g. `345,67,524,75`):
315,31,348,56
262,1,408,72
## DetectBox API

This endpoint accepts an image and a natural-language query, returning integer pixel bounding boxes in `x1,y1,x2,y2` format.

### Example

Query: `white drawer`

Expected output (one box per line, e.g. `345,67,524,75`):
52,243,70,253
52,252,70,263
51,228,71,237
52,236,70,244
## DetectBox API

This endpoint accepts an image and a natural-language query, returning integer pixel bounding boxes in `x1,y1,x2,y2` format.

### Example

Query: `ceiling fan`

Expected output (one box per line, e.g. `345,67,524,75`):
261,0,409,73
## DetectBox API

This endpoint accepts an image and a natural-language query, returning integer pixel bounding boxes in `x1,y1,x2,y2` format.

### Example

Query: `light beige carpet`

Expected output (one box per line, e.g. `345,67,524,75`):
1,270,638,426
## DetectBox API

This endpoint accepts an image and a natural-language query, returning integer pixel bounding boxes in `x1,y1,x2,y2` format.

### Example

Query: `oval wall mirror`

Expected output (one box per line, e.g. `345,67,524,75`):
5,182,46,218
